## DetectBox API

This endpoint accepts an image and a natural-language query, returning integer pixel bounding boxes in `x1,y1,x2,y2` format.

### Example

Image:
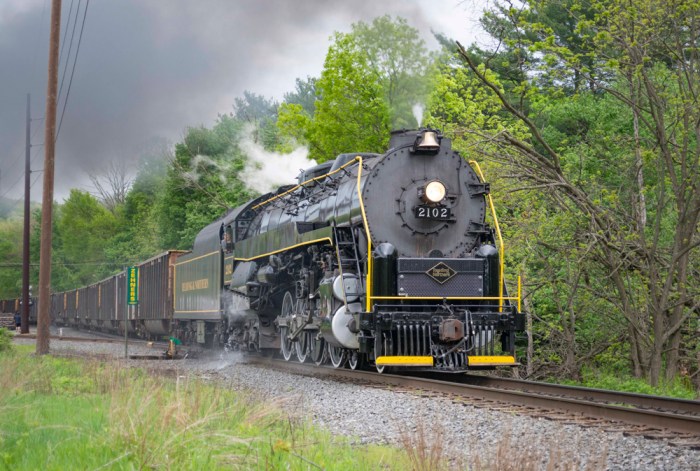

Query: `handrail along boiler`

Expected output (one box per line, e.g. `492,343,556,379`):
173,128,525,371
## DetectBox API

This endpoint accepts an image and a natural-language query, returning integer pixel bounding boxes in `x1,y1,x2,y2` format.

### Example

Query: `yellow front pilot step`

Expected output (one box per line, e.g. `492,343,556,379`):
375,356,434,367
467,355,518,366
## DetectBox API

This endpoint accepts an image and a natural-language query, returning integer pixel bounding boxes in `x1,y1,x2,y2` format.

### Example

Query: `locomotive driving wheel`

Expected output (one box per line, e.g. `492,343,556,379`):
327,343,346,368
280,292,295,361
347,350,364,370
374,331,394,374
294,300,312,362
311,334,326,365
296,331,311,362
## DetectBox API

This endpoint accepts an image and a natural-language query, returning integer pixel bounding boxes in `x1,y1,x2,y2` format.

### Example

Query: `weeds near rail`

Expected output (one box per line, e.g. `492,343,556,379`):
0,347,406,470
470,432,608,471
394,410,610,470
398,418,460,470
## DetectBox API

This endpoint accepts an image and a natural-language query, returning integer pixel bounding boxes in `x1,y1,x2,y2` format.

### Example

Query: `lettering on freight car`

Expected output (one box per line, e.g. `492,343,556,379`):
181,278,210,292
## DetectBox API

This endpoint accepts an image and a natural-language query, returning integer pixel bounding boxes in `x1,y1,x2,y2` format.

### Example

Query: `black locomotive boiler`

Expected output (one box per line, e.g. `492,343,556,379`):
173,129,524,371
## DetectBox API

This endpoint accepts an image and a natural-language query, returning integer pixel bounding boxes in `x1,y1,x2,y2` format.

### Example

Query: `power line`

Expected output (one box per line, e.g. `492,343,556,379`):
5,0,48,199
57,0,75,69
0,150,24,185
30,0,50,94
31,171,42,188
30,122,43,140
4,169,44,214
0,261,125,268
56,0,90,142
3,1,89,202
3,1,76,199
0,169,23,199
0,142,44,200
0,125,43,192
56,0,79,109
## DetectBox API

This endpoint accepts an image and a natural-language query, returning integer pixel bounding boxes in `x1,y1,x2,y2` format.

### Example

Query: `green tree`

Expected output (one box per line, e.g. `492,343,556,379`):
278,31,390,162
104,153,169,268
424,50,527,153
0,218,22,299
458,0,700,386
51,191,118,288
155,115,254,249
232,91,280,150
283,76,317,118
278,15,430,160
29,206,71,292
351,15,429,128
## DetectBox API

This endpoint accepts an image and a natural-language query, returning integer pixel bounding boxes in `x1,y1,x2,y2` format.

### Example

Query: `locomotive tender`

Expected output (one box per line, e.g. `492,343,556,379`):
174,128,524,371
1,129,524,372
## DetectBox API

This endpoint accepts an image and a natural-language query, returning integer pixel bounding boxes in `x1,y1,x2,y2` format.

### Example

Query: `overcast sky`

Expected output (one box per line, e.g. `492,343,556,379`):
0,0,487,203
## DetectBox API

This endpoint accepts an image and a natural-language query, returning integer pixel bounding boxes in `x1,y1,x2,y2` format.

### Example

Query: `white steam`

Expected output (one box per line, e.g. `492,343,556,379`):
239,133,317,194
412,103,425,127
182,154,227,184
225,293,251,324
178,128,318,195
214,350,245,370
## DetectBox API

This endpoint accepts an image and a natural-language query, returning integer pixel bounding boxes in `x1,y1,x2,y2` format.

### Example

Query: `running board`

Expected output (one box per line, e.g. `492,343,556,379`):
376,356,434,367
467,355,518,367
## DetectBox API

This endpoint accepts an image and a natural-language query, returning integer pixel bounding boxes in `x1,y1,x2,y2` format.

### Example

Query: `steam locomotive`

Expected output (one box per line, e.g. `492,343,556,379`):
174,128,524,371
1,128,524,372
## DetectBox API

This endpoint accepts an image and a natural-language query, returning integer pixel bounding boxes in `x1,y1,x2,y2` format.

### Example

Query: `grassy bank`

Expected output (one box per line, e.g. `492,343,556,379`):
0,343,413,470
0,332,608,470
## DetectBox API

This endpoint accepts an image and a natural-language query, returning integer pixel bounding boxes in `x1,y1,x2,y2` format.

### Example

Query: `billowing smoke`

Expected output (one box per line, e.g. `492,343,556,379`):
1,1,482,202
239,133,317,194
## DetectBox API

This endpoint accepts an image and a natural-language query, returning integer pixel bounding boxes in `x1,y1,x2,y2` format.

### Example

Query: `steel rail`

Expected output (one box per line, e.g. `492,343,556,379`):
14,332,169,348
455,374,700,416
246,357,700,436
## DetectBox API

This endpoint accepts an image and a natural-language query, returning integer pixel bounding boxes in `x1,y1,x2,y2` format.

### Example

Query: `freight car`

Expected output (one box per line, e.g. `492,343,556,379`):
49,251,185,338
0,297,36,326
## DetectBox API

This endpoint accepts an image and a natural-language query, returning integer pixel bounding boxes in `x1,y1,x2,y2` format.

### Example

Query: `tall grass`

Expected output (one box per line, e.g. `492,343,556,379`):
1,346,611,470
0,349,406,470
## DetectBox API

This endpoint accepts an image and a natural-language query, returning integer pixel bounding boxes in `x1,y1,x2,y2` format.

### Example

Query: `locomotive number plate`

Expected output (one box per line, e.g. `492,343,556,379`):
415,205,451,220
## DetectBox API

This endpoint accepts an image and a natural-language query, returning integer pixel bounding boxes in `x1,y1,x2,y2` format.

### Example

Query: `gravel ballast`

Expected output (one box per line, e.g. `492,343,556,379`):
11,332,700,470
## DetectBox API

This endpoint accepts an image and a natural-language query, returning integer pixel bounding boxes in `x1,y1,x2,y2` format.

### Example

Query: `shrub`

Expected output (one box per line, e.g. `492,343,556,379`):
0,328,12,353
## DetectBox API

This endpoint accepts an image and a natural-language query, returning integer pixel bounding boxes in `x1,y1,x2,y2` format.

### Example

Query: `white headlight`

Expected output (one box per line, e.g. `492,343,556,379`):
424,181,446,203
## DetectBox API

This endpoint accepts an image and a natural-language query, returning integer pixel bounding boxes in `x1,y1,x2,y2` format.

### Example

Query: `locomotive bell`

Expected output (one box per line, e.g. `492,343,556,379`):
413,130,441,153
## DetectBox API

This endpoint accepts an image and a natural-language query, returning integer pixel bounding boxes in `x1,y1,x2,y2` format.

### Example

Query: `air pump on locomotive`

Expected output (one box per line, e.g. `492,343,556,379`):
172,128,524,371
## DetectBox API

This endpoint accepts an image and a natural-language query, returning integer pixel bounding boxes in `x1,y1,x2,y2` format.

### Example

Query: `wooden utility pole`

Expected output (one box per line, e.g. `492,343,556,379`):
36,0,62,355
21,93,31,334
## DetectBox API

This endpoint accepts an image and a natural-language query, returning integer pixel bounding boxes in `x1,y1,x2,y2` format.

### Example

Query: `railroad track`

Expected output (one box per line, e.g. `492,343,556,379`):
15,330,700,446
15,332,133,344
12,331,176,359
245,356,700,448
